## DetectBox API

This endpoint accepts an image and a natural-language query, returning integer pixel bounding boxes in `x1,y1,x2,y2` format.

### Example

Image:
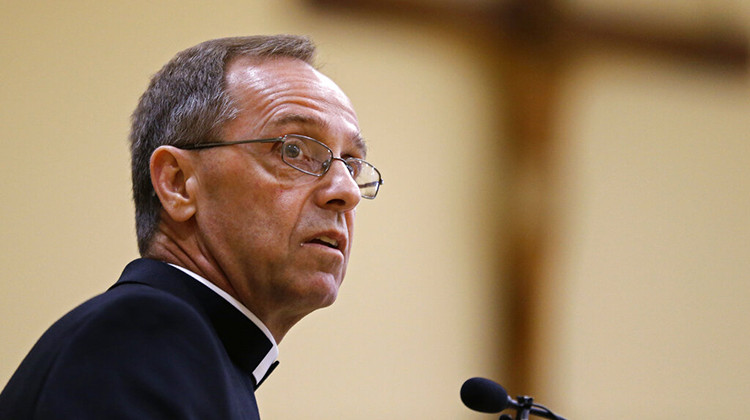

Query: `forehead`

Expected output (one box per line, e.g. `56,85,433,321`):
223,56,365,155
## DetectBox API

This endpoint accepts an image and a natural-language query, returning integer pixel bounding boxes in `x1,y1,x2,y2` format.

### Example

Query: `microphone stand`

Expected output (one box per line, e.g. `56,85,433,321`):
498,395,566,420
513,396,534,420
497,395,532,420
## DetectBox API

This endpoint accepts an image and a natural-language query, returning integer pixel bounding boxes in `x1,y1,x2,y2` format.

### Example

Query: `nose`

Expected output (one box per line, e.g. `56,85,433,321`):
315,158,361,212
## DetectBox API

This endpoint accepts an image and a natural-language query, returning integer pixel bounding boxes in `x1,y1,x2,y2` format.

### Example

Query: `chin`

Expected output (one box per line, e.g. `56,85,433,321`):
302,273,341,309
311,279,340,307
278,270,340,311
316,290,339,309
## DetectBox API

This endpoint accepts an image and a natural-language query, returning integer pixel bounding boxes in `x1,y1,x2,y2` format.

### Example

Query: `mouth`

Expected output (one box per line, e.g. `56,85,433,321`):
304,233,345,252
309,235,339,249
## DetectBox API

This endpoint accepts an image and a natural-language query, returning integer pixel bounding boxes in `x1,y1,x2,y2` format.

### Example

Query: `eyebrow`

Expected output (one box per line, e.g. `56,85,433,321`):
269,113,368,157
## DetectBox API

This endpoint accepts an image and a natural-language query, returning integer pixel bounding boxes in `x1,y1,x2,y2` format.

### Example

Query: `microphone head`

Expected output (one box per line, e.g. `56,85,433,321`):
460,377,511,413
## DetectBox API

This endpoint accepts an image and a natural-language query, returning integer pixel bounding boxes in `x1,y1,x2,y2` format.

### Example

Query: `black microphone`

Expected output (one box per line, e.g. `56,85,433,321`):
460,377,512,413
460,377,567,420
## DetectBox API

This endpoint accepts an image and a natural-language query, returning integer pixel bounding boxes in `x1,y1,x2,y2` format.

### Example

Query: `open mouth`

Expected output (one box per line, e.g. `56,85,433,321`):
308,235,339,250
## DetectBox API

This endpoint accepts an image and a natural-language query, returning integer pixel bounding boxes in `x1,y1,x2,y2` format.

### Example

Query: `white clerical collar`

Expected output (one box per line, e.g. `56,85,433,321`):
167,263,279,385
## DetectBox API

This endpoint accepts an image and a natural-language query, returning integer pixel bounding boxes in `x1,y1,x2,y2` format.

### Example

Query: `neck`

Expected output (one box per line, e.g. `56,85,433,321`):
144,221,299,343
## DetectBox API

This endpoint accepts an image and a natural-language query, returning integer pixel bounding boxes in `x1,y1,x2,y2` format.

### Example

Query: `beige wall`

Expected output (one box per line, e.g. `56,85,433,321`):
2,1,749,419
541,48,750,418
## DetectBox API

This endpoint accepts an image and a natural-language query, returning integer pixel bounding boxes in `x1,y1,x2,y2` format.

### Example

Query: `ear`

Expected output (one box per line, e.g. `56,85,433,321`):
150,146,197,223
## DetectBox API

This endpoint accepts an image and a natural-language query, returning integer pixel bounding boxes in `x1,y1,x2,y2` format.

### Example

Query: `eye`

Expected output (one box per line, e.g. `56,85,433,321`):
281,136,327,174
284,143,301,159
344,162,356,177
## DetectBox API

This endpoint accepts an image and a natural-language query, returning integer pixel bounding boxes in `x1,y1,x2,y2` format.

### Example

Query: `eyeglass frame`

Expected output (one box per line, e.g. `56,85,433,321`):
177,134,383,199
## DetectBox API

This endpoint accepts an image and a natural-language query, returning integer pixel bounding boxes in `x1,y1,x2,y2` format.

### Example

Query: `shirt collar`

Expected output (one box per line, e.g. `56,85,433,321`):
167,263,279,386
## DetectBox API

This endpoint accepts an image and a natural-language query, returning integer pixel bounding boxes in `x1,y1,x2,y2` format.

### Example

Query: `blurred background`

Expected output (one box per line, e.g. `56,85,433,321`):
1,0,748,418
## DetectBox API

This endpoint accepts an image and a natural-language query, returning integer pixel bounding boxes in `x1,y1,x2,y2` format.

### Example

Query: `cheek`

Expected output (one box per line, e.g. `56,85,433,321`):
344,211,356,252
197,157,316,246
249,187,310,241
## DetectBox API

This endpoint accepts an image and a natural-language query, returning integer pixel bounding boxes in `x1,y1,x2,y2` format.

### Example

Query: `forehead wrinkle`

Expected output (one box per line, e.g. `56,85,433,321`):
268,113,327,131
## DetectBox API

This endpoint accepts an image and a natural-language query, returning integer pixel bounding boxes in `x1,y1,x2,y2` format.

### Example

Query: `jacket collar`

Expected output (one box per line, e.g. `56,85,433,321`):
112,258,279,388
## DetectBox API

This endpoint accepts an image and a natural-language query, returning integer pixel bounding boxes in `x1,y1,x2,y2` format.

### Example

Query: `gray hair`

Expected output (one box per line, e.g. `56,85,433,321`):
130,35,316,255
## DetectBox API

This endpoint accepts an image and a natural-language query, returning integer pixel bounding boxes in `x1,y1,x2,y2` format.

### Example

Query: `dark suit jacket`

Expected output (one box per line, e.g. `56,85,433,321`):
0,259,277,419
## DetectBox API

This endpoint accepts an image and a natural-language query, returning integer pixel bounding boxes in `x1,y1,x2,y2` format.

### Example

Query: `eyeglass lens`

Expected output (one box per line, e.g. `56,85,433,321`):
280,136,381,198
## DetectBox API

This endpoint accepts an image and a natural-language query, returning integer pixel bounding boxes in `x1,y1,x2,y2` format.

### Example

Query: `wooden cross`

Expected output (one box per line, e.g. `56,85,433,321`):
309,0,749,394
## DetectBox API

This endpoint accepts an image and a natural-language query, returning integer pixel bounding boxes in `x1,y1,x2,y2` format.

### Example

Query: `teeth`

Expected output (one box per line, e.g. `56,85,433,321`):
317,236,338,248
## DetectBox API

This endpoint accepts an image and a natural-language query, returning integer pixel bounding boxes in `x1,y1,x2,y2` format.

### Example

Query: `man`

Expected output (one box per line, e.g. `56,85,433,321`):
0,35,382,419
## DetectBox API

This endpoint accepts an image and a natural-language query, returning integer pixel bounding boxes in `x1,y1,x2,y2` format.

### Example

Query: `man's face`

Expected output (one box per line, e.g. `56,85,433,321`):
190,57,363,330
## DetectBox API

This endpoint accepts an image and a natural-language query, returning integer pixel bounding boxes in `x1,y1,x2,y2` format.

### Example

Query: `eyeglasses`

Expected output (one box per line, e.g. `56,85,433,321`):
179,134,383,199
